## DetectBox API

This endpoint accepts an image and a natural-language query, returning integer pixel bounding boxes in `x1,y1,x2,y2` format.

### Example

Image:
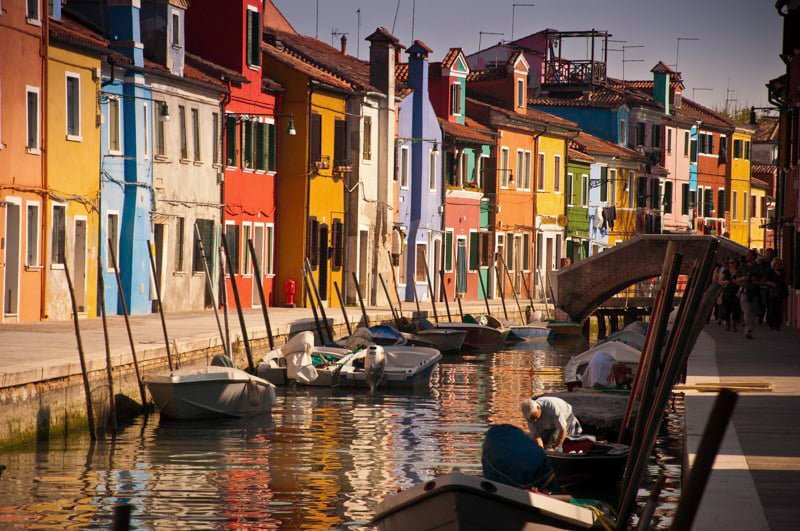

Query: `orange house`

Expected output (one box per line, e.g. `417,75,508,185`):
1,1,45,322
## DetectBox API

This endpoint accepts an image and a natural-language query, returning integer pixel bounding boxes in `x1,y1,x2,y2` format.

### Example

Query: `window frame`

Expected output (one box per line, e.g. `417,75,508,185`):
155,101,167,157
619,119,627,146
566,172,574,206
500,147,510,189
26,86,41,154
212,112,220,166
105,210,120,273
224,221,240,275
241,221,253,277
65,72,82,141
515,149,524,190
608,168,617,204
400,146,410,189
581,174,589,207
245,6,261,69
444,229,454,273
415,242,428,284
174,216,185,273
516,79,524,108
450,82,462,116
733,190,738,220
362,115,372,161
265,223,276,276
26,0,40,25
171,11,181,48
537,152,546,192
191,108,201,162
553,154,561,193
430,149,438,192
522,150,532,191
26,201,41,267
225,114,237,168
107,95,122,155
178,105,188,161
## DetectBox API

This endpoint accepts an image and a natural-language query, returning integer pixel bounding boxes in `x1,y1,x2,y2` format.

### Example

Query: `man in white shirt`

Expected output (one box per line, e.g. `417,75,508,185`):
520,396,582,450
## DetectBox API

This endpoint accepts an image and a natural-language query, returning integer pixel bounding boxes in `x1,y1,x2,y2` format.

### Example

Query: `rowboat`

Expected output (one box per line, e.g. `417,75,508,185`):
509,323,553,341
257,332,353,387
371,472,598,530
144,363,276,421
434,322,508,352
413,319,467,354
338,346,442,388
547,440,629,502
563,341,641,386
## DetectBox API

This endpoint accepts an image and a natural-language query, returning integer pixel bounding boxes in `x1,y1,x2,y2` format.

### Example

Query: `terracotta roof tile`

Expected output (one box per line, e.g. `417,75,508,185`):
441,48,462,69
530,82,659,110
571,131,646,161
143,58,227,91
49,14,109,52
754,117,779,143
263,40,353,91
467,67,507,82
438,117,495,144
185,52,249,84
676,97,734,131
466,97,579,131
568,147,595,163
395,63,408,82
263,0,297,34
366,26,402,46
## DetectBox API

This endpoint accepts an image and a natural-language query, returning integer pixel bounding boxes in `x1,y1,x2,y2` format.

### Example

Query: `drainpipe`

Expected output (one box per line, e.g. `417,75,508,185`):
531,126,548,299
304,80,314,305
39,10,50,320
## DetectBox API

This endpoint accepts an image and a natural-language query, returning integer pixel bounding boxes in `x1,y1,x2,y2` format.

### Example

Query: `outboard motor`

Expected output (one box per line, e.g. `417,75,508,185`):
364,345,386,393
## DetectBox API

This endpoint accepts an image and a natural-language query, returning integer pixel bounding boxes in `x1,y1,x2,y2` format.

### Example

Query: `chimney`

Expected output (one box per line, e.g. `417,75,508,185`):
366,27,401,96
407,40,433,92
651,61,672,115
340,34,348,55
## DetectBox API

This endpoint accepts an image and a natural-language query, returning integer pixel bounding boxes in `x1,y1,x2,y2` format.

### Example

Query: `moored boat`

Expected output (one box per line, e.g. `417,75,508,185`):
509,323,554,341
371,472,598,530
435,322,507,352
546,440,629,502
338,346,442,388
413,320,467,354
257,332,353,387
144,364,276,420
563,340,641,386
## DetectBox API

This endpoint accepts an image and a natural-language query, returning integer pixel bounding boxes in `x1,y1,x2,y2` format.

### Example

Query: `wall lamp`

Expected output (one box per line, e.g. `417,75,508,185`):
397,137,439,153
226,111,297,136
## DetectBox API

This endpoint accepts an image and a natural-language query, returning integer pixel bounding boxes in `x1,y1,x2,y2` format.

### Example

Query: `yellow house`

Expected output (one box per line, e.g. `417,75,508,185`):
264,34,351,307
44,16,107,319
728,126,753,246
749,178,769,252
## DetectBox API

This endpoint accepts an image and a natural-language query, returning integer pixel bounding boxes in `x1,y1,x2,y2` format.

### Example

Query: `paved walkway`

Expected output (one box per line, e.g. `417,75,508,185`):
686,324,800,531
0,300,518,389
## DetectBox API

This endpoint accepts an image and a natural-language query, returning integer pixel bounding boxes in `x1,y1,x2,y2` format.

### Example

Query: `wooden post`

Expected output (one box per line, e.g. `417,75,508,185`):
305,258,335,341
112,503,133,531
520,270,536,316
146,240,175,371
97,253,117,433
387,251,403,316
63,260,96,441
499,255,525,324
351,271,370,327
194,225,229,358
422,252,439,323
333,281,352,336
107,238,146,406
302,267,328,344
477,268,492,316
379,273,401,327
494,264,509,320
220,236,255,373
248,239,275,350
456,293,465,321
537,269,551,320
410,272,422,318
218,246,231,353
439,270,452,322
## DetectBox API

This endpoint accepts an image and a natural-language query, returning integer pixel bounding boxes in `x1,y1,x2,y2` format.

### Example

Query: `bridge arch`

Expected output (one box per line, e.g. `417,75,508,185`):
551,235,749,322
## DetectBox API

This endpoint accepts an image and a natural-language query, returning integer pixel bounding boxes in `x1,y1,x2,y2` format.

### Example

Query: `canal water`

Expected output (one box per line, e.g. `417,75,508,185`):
0,338,682,529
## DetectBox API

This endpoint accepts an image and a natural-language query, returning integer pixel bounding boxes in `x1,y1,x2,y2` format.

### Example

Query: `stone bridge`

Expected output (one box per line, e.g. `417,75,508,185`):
551,235,749,322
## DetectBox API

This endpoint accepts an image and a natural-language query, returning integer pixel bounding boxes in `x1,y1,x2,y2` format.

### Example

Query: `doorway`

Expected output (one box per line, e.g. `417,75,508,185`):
514,235,523,294
456,237,467,295
3,200,21,317
545,237,554,294
318,223,329,301
252,224,265,307
358,229,369,296
433,237,441,300
74,218,87,313
153,223,165,312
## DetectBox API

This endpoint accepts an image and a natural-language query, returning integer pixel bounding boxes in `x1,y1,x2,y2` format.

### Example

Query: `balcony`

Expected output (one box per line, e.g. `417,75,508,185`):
543,60,607,86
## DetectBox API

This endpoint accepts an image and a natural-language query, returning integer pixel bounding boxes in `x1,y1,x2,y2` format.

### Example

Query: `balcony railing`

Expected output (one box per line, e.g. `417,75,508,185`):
544,60,607,85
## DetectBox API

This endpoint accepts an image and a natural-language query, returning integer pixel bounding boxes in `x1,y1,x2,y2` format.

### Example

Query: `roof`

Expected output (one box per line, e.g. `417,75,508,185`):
441,48,463,70
466,96,579,132
676,97,734,131
751,165,774,188
395,63,408,83
568,147,595,163
49,14,109,52
614,78,684,92
651,61,675,74
264,28,376,92
408,40,433,55
261,77,284,93
185,52,249,84
143,58,227,91
263,40,352,90
263,0,297,34
754,117,779,143
571,131,647,162
438,117,495,145
530,82,659,111
365,26,402,46
467,67,507,82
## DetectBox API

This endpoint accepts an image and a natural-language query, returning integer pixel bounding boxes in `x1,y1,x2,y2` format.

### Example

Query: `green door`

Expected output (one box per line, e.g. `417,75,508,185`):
456,239,467,294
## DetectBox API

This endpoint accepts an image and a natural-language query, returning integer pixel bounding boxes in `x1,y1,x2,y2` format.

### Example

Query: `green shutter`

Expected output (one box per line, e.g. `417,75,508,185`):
246,11,253,66
681,184,689,215
254,122,265,171
267,122,276,171
600,167,608,202
469,232,479,270
225,116,237,166
445,232,453,270
252,12,261,67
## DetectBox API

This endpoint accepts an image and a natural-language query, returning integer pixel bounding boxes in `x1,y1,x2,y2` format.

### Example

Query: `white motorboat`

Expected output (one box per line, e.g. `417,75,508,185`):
144,363,277,420
338,345,442,388
257,331,353,387
563,340,641,386
599,329,646,351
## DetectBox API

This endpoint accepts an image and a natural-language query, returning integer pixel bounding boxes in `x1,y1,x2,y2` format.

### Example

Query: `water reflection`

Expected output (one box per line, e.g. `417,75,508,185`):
0,338,681,529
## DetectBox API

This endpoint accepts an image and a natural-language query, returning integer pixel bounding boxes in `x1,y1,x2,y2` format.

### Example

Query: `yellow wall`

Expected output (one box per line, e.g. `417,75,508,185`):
729,130,751,247
609,167,637,246
45,45,101,319
749,187,767,251
535,134,567,217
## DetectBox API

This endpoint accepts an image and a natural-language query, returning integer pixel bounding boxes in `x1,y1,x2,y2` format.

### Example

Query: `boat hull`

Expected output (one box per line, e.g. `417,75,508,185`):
546,442,629,503
146,379,273,420
510,325,553,341
414,329,467,354
256,365,343,387
435,323,505,352
372,472,596,530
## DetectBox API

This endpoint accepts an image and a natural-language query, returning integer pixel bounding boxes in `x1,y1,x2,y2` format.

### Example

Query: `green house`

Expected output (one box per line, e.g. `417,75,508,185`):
565,148,594,263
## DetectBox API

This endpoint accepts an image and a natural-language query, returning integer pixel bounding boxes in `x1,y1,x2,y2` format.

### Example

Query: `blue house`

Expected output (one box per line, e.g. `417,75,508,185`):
396,41,444,302
72,1,154,314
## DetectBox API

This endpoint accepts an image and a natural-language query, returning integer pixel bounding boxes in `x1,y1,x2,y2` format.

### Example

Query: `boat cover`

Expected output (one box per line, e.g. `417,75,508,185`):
481,424,559,492
262,331,318,384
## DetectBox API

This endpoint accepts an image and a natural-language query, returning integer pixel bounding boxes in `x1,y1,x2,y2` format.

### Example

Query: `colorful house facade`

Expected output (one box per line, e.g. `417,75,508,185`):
565,148,593,262
188,0,282,309
0,0,46,322
728,126,754,246
45,8,108,320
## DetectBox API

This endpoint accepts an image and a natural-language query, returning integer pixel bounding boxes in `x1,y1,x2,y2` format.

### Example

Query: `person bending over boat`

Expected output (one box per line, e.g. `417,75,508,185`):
520,397,582,450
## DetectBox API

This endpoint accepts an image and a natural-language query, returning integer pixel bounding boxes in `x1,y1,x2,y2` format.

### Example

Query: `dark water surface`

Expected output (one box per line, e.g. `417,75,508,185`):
0,339,682,529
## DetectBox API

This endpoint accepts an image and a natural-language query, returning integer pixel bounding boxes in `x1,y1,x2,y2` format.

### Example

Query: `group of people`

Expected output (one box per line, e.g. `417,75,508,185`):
715,248,788,339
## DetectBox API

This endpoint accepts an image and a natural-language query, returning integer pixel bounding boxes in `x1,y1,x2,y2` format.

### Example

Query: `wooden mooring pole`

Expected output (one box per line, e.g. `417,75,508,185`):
194,225,229,358
97,253,117,433
305,258,334,342
302,267,328,344
351,271,370,328
439,270,452,322
146,240,175,371
248,239,275,350
220,236,255,373
333,281,352,336
477,268,492,316
379,273,401,327
494,264,509,320
422,252,439,324
387,251,403,316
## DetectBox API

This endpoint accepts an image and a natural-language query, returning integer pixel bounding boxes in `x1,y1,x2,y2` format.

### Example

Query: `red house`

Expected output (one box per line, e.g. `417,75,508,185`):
186,0,283,308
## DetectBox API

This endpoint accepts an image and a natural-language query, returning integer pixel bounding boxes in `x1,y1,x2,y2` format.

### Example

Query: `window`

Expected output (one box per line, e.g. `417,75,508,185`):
516,79,524,108
174,217,185,272
242,223,252,275
254,121,265,171
608,168,617,204
265,224,275,275
171,12,180,47
178,105,187,159
734,139,743,159
674,92,682,108
108,96,121,153
469,232,479,271
743,192,748,219
331,219,344,271
651,123,660,148
664,181,673,214
51,205,67,266
27,0,39,22
619,119,627,145
242,119,253,169
522,233,531,271
310,113,322,164
26,203,40,266
191,109,200,162
430,150,438,190
651,179,661,210
26,87,40,151
637,177,647,208
477,155,487,188
566,173,574,206
581,174,589,207
506,232,514,271
500,147,510,188
334,118,347,166
363,116,372,160
681,183,690,215
667,129,672,153
246,7,261,67
225,115,237,167
400,146,409,188
225,223,240,274
66,74,80,139
600,167,608,202
415,244,427,283
636,122,646,146
733,190,738,220
143,103,149,158
553,155,561,192
267,122,276,171
751,195,757,218
444,231,453,272
719,135,728,159
717,189,725,215
153,102,166,156
690,136,697,163
106,211,119,271
193,219,215,274
537,152,545,191
307,217,319,267
212,112,219,165
450,83,462,115
523,151,531,190
704,188,714,217
744,141,751,160
515,149,523,189
684,131,690,157
479,232,490,267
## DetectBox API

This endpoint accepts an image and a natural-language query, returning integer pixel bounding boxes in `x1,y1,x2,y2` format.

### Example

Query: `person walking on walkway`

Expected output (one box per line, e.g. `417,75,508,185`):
738,271,759,339
720,259,741,332
520,397,582,450
766,258,788,331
